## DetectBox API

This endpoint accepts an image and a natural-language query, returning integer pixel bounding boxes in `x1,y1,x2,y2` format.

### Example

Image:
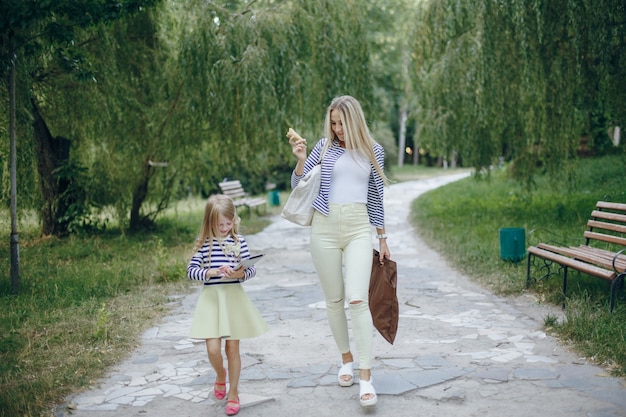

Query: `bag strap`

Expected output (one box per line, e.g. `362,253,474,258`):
318,138,329,164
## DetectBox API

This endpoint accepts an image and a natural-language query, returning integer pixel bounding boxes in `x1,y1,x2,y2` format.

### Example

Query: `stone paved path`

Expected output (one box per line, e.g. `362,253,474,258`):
57,174,626,417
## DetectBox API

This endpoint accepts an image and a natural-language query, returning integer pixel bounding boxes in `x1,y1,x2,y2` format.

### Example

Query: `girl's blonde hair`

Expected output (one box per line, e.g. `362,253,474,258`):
193,194,240,253
322,95,389,184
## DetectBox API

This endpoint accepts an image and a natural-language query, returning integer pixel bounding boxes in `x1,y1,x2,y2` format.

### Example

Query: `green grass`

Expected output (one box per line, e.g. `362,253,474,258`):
412,154,626,376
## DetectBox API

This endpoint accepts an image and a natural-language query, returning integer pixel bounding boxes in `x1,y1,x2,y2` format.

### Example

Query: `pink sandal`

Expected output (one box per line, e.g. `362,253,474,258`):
214,372,227,400
214,381,226,400
225,397,240,416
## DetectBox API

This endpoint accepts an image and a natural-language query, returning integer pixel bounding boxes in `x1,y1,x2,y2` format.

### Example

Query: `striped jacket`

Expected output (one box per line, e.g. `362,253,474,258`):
291,138,386,228
187,235,256,285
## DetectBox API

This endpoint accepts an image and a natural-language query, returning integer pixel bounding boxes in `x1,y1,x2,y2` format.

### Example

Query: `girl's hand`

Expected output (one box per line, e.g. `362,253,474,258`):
219,265,245,279
287,128,307,161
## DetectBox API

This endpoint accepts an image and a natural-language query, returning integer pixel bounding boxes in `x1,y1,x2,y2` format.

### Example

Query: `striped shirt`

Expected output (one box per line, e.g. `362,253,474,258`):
187,235,256,285
291,138,386,228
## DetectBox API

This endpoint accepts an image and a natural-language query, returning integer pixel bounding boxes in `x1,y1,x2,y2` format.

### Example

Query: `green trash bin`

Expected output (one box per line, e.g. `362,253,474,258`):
268,190,280,206
499,227,526,264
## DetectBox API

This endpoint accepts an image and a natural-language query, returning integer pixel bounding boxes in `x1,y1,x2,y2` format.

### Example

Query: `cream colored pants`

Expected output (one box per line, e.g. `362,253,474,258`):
310,203,374,369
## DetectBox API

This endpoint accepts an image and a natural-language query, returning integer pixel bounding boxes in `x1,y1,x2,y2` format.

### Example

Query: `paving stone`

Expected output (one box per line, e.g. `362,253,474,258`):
524,354,556,363
241,368,268,380
400,367,468,388
291,363,332,375
142,327,159,339
475,368,510,382
318,374,338,386
374,373,418,395
108,373,132,383
415,355,453,369
186,374,212,386
513,368,559,380
262,369,294,379
588,389,626,410
287,377,318,388
588,410,624,417
239,393,275,408
379,358,416,369
104,386,143,401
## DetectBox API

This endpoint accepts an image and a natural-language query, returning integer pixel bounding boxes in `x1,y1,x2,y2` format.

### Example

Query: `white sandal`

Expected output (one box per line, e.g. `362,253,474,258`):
359,377,377,407
337,362,354,387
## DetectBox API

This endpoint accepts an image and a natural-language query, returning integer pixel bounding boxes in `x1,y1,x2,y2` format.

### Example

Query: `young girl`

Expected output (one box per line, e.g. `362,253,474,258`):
187,194,268,416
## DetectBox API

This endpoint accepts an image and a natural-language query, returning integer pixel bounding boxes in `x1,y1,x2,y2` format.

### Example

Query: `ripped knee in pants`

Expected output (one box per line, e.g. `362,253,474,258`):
326,298,345,311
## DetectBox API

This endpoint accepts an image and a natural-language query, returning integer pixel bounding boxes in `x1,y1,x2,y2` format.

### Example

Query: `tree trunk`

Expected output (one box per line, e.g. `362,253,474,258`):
129,158,154,231
397,107,407,167
31,99,71,236
9,31,20,293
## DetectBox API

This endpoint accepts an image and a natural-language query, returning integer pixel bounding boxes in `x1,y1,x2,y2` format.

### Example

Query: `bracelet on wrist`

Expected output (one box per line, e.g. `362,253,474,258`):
376,233,388,239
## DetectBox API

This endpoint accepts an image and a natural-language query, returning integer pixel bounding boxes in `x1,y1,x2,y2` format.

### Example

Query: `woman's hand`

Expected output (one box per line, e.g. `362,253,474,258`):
287,128,307,161
378,239,390,264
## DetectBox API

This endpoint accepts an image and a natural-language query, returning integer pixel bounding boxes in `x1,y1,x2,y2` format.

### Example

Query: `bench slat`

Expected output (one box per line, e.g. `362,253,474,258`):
537,243,626,272
596,201,626,212
528,246,616,281
590,210,626,223
584,231,626,247
582,246,626,267
245,198,266,208
587,220,626,234
218,180,266,212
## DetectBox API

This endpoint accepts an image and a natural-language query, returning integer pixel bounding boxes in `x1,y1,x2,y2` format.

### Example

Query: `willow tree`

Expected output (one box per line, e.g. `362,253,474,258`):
67,6,184,231
480,0,581,186
172,0,375,195
409,1,481,168
410,0,626,186
0,0,162,236
361,0,415,167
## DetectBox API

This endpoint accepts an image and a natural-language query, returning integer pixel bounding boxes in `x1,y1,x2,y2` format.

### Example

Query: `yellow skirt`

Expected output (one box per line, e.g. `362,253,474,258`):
190,283,269,340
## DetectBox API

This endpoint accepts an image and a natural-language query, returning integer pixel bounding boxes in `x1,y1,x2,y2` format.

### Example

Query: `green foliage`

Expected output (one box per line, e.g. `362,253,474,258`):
0,0,165,232
93,303,111,342
2,0,380,234
173,0,376,196
410,0,626,185
413,154,626,375
2,0,625,237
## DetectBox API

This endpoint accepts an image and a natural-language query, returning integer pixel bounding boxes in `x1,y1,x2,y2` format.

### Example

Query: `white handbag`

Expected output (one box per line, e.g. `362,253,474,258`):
281,147,326,226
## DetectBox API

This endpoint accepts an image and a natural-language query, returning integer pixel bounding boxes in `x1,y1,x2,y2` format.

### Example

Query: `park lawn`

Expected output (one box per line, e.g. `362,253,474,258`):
411,154,626,377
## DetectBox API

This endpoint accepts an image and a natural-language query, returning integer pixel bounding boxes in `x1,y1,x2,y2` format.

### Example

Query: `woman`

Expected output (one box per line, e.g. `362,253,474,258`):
287,95,390,406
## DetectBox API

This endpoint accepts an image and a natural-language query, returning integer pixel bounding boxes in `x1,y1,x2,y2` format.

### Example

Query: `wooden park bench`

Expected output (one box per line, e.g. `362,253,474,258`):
526,201,626,312
218,179,266,214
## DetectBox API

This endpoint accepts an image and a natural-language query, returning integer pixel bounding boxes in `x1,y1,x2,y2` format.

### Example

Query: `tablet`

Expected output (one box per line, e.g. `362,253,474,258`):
233,254,265,270
218,254,265,282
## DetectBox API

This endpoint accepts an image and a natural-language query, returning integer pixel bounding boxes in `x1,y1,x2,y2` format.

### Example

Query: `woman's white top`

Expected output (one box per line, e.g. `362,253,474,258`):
329,150,370,204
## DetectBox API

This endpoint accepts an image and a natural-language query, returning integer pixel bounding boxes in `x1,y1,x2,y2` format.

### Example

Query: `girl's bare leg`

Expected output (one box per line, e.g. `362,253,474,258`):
206,339,227,383
224,340,241,401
